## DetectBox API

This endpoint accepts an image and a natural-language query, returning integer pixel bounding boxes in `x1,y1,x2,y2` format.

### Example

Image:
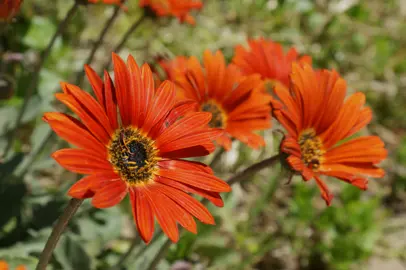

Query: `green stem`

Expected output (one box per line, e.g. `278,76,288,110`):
75,4,122,86
102,14,146,70
3,2,79,157
35,198,83,270
109,236,142,270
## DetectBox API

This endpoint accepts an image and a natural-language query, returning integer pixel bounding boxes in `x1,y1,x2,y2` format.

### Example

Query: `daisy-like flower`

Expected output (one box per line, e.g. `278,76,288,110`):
158,56,188,81
272,63,387,205
0,260,26,270
232,37,311,89
0,0,22,20
43,53,230,243
139,0,203,25
173,50,272,150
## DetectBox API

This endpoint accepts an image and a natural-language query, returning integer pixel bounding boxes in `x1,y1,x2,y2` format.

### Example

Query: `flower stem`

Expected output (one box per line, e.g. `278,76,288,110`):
102,14,146,70
75,4,122,86
3,2,79,157
226,154,280,185
35,198,83,270
109,236,142,270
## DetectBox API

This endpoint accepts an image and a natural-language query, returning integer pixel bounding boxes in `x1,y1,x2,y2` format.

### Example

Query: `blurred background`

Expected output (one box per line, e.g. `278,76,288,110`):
0,0,405,269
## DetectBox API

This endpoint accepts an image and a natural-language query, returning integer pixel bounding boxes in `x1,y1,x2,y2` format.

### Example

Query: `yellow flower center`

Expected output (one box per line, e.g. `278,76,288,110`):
200,100,227,128
298,129,325,170
108,127,159,185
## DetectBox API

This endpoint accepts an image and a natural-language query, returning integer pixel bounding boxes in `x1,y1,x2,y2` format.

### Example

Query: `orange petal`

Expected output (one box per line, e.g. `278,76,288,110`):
155,112,212,147
155,176,224,207
314,176,334,206
142,187,180,242
52,148,112,175
155,182,215,225
142,81,175,134
103,70,119,130
129,188,155,244
157,169,231,192
112,52,131,126
84,64,104,107
92,180,127,208
43,112,105,153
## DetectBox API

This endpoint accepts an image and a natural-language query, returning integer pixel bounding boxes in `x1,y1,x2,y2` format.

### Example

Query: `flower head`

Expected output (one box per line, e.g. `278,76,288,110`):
0,0,22,20
44,53,230,243
139,0,203,25
272,63,387,205
158,56,188,81
173,50,272,150
0,260,26,270
232,38,311,89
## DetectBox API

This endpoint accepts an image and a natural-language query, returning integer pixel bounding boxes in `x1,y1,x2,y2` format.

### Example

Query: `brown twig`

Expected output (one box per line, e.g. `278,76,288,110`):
35,198,83,270
75,4,122,86
102,14,146,71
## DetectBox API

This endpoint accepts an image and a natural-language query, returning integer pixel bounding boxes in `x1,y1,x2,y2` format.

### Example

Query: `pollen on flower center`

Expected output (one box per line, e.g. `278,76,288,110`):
298,129,325,170
200,100,226,128
108,127,159,185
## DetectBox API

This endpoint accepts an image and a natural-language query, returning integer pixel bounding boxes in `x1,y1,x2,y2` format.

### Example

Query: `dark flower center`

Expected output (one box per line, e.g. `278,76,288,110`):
298,129,325,170
200,100,226,128
108,127,158,185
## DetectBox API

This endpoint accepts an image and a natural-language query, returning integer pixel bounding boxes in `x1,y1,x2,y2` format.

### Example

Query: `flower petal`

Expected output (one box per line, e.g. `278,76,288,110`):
129,187,155,243
92,180,128,208
157,169,231,193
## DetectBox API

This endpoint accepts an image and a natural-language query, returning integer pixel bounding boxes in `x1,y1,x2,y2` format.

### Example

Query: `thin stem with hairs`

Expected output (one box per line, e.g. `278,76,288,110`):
35,198,83,270
103,14,146,70
3,2,79,157
75,4,123,86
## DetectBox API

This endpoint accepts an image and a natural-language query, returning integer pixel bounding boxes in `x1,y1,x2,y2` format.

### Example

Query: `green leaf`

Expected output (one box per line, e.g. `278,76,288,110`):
23,17,59,50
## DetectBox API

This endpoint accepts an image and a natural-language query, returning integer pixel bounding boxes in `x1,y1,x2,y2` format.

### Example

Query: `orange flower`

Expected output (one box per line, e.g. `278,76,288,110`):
139,0,203,25
174,50,272,150
0,260,26,270
232,38,311,89
272,63,387,205
158,56,188,81
43,53,230,243
0,0,22,20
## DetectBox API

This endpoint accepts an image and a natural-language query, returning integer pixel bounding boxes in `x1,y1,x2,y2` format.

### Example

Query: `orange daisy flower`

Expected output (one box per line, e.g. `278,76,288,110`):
158,56,188,81
232,37,311,89
0,0,22,20
174,50,272,150
0,260,26,270
43,53,230,243
272,63,387,205
139,0,203,25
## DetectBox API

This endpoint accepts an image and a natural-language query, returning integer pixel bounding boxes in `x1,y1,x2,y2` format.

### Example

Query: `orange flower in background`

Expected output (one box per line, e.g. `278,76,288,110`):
0,260,26,270
158,56,188,81
232,38,311,89
0,0,22,20
140,0,203,25
43,53,230,243
272,63,387,205
174,50,272,150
